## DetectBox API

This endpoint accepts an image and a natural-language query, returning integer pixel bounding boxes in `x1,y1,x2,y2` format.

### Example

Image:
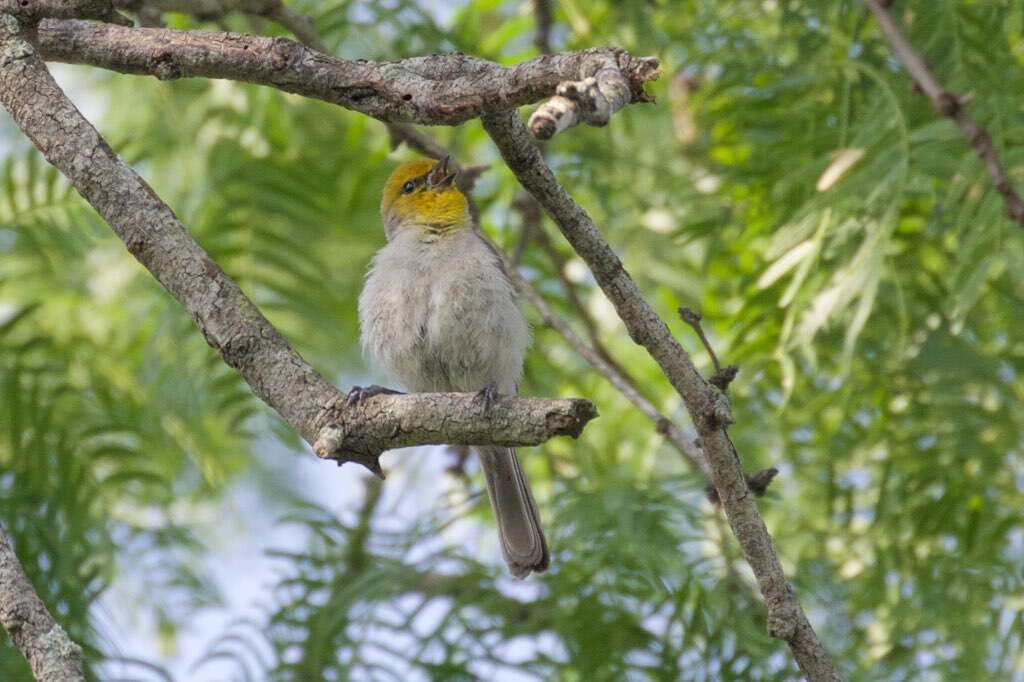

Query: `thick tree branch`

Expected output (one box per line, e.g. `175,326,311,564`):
34,19,656,132
314,393,596,477
481,109,841,682
122,0,488,208
0,527,86,682
0,14,595,476
864,0,1024,226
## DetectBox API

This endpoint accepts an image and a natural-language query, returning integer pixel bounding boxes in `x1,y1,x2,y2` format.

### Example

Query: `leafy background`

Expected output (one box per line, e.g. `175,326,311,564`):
2,0,1023,680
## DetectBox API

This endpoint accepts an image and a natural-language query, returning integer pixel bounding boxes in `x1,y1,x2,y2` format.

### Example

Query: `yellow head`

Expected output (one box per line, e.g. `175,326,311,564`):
381,157,469,238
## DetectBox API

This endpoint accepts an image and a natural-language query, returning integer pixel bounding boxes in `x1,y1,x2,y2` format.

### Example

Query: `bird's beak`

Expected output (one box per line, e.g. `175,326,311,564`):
427,156,458,189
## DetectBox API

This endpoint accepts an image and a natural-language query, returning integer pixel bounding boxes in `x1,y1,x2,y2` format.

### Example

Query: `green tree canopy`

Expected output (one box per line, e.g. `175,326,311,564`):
1,1,1023,680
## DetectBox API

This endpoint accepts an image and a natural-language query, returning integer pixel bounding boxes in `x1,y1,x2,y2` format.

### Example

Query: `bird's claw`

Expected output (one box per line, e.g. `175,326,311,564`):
474,382,500,413
346,385,403,407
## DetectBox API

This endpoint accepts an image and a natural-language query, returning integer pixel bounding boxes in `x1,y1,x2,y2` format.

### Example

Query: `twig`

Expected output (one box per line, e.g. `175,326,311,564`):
0,526,86,682
706,467,780,505
510,194,539,267
532,0,552,54
345,477,384,573
35,20,657,133
508,264,711,477
678,307,739,391
263,3,324,52
678,307,720,372
864,0,1024,226
1,0,132,24
521,213,666,414
481,108,841,682
0,15,596,478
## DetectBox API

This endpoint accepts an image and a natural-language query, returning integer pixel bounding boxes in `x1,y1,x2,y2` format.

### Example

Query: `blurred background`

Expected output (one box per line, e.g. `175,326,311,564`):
2,1,1023,680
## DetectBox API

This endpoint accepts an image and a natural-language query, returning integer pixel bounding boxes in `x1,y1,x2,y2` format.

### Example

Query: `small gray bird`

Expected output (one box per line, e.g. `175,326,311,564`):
355,157,549,578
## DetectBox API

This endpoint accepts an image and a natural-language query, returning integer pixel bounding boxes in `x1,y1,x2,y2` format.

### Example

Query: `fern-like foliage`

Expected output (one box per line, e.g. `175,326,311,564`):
2,1,1023,680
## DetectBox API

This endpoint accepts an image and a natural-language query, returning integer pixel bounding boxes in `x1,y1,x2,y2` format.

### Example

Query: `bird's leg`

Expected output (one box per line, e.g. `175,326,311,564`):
474,381,501,413
346,385,404,407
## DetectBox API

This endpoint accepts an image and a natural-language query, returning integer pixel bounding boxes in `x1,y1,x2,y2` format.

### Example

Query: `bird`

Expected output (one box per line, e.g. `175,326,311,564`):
354,156,549,578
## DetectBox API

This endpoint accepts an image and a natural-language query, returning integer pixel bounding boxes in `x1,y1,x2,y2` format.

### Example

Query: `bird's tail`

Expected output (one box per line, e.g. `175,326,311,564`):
474,446,549,578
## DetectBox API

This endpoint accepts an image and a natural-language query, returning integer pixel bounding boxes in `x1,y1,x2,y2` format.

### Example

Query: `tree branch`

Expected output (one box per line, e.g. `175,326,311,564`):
6,2,832,673
531,0,552,54
0,0,131,24
34,19,656,132
0,13,595,476
864,0,1024,226
481,109,841,682
0,527,86,682
509,266,710,477
314,393,596,477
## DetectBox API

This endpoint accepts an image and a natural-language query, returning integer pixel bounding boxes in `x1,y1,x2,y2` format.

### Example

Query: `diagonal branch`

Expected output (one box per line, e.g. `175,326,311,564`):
0,14,595,477
0,527,86,682
481,109,841,682
509,267,710,477
864,0,1024,226
34,19,657,132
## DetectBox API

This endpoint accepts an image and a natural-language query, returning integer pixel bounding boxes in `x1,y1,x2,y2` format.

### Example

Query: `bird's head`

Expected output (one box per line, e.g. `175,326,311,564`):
381,157,469,238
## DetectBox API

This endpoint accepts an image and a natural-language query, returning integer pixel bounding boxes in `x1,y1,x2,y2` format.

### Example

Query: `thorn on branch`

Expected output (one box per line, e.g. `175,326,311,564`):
936,91,960,117
747,466,779,496
710,364,739,391
706,466,779,505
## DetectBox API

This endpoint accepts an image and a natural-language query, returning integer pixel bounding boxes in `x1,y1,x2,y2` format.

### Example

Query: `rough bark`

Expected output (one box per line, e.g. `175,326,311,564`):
481,109,842,682
314,393,596,477
0,14,595,475
0,527,86,682
35,19,656,131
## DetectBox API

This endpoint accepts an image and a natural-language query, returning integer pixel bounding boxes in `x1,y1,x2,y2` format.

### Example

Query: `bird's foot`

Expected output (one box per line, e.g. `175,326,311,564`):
346,384,404,407
474,382,500,413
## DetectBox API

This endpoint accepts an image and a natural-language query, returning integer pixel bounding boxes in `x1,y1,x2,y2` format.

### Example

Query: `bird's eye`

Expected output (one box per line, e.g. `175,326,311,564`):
402,180,416,194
